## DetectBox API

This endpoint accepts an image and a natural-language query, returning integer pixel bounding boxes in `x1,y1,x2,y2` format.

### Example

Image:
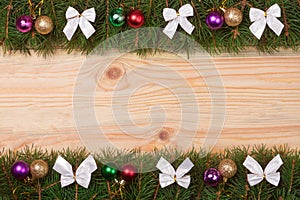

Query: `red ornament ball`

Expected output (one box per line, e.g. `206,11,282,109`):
126,9,145,28
120,164,138,182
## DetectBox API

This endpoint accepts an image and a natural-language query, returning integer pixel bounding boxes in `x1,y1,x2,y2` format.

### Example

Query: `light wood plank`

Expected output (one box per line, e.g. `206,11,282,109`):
0,50,299,152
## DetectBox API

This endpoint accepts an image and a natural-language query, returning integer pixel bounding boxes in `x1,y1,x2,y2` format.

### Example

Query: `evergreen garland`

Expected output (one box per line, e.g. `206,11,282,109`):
0,0,299,56
0,145,299,199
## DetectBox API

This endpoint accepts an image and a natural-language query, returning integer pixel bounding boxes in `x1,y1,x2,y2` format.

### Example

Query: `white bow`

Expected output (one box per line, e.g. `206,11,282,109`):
53,155,97,188
156,157,194,188
63,7,96,41
249,4,284,40
163,4,195,39
243,154,283,186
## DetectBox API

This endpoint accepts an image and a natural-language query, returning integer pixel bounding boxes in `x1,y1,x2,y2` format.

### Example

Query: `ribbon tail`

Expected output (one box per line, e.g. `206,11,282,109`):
76,173,92,188
159,173,175,188
79,18,96,39
247,174,264,186
53,156,75,187
163,20,179,39
61,175,75,187
63,18,79,41
267,16,284,36
177,175,191,189
75,155,97,188
179,17,194,35
249,18,267,40
266,172,281,186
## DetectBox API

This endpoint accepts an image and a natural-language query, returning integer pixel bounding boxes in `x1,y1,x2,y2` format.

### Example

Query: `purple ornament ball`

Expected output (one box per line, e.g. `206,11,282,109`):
206,11,224,30
11,160,30,180
16,15,33,33
204,168,221,187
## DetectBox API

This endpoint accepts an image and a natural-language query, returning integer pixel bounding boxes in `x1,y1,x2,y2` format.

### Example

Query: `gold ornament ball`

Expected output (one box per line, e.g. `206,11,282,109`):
30,159,49,179
224,7,243,27
35,16,54,35
218,159,237,179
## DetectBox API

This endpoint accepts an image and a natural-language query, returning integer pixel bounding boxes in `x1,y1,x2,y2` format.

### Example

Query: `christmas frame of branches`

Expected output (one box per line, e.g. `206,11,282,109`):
0,0,299,56
0,145,299,199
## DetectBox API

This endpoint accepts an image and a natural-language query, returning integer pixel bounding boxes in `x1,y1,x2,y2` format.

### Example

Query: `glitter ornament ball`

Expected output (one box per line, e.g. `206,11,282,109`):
224,7,243,27
120,164,138,182
16,15,33,33
101,163,118,180
11,160,30,180
35,16,54,35
218,159,237,179
126,9,145,28
206,11,224,30
30,159,49,179
204,168,221,187
109,8,125,27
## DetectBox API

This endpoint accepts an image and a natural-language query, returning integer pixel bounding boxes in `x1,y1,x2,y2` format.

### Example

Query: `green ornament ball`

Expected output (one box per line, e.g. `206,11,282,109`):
109,8,125,27
101,163,118,180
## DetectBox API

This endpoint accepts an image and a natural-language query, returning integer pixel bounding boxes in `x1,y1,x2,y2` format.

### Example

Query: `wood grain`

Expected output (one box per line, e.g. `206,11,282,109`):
0,50,299,152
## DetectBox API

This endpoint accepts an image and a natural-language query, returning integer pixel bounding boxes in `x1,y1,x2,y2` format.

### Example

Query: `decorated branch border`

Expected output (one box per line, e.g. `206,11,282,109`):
0,0,299,56
0,145,299,199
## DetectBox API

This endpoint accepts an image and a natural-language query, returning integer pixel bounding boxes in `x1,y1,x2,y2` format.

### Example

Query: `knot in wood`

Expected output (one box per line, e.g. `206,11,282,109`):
106,67,123,80
159,129,170,141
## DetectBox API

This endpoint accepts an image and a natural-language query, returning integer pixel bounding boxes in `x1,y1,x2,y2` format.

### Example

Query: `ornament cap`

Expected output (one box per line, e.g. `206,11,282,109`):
220,7,226,12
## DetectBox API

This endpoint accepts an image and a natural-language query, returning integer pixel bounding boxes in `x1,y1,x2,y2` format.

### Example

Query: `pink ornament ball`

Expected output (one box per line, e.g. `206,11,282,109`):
16,15,33,33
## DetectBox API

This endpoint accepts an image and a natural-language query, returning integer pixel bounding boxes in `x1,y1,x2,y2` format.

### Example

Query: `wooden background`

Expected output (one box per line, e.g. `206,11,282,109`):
0,50,299,152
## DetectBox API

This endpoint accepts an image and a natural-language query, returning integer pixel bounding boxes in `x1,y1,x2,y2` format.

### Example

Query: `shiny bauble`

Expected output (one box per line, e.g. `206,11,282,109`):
224,7,243,27
11,160,30,180
35,16,54,35
206,11,224,30
109,8,125,27
120,164,137,182
203,168,221,187
101,163,118,180
30,159,49,179
16,15,33,33
218,159,237,179
126,9,145,28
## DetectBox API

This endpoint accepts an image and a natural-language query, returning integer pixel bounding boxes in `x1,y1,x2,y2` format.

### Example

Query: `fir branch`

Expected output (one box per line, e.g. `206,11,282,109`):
0,0,298,56
0,145,300,199
1,161,17,200
289,159,295,193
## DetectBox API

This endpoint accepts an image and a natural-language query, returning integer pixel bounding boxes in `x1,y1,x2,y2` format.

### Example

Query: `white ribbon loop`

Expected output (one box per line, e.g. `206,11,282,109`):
249,4,284,40
53,155,97,188
163,4,195,39
156,157,194,188
243,154,283,186
63,7,96,41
